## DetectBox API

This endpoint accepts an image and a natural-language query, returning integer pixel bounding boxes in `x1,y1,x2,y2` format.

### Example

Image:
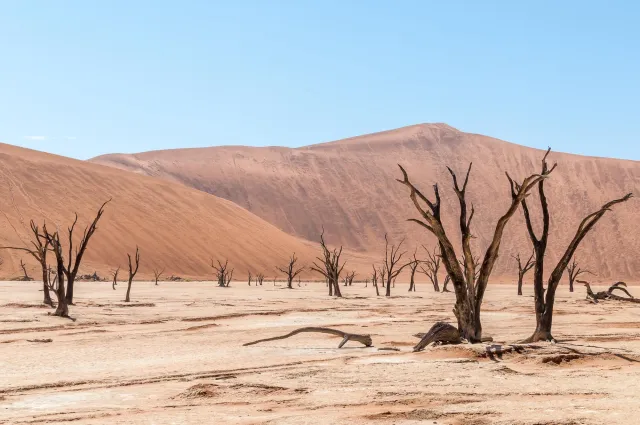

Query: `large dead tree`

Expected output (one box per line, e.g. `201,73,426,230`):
311,228,344,297
398,159,551,343
382,234,409,297
277,253,305,289
211,259,233,287
420,245,441,292
513,251,535,296
407,249,420,292
583,281,639,304
62,200,110,304
152,267,165,286
567,258,593,293
111,267,120,290
2,220,52,305
42,226,69,317
125,246,140,302
516,149,632,343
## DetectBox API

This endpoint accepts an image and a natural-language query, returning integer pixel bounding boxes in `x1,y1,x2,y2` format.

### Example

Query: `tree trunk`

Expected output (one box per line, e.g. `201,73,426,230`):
569,277,574,293
125,279,133,302
41,260,53,306
287,277,293,289
454,299,482,343
53,271,68,317
517,272,524,296
65,276,75,305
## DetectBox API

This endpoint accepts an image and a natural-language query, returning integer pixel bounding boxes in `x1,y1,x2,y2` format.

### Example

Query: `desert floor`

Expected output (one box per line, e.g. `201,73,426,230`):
1,281,640,425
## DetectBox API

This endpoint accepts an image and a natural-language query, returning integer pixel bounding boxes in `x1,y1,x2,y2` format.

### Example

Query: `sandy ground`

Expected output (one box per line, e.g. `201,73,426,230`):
1,280,640,424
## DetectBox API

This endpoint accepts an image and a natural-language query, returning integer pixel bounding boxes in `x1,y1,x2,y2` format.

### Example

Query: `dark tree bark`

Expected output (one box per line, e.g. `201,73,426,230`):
567,258,592,293
382,234,409,297
310,228,344,297
153,267,165,286
2,220,52,305
125,246,140,302
277,253,305,289
584,281,640,303
343,271,356,286
211,259,232,287
398,160,550,342
371,265,380,296
517,149,632,343
62,200,110,304
420,245,441,292
256,273,264,286
243,327,372,348
247,271,252,286
407,249,420,292
442,275,451,292
513,251,535,296
112,267,120,290
42,226,69,317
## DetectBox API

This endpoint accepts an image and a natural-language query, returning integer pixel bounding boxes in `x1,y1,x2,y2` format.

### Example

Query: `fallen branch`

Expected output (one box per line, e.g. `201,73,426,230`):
583,280,640,304
412,322,462,352
243,327,372,348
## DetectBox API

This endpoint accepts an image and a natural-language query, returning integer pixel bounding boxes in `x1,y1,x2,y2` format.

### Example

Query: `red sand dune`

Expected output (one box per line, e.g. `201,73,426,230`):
0,143,373,280
92,124,640,280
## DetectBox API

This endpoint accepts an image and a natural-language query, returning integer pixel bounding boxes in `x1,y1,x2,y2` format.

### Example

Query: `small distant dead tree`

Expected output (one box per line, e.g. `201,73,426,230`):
247,271,252,286
382,234,409,297
517,149,631,342
211,259,232,287
153,267,165,286
442,275,451,292
583,281,640,304
343,270,356,286
277,253,305,289
398,155,550,343
420,245,441,292
311,228,344,297
42,226,69,317
407,249,420,292
111,267,120,290
567,258,593,293
1,220,52,305
19,259,32,281
513,251,535,296
226,269,234,286
371,265,380,296
125,246,140,302
256,273,264,285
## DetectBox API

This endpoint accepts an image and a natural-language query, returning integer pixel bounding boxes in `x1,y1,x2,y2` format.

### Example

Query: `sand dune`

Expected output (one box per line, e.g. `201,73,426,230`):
0,143,372,280
92,124,640,280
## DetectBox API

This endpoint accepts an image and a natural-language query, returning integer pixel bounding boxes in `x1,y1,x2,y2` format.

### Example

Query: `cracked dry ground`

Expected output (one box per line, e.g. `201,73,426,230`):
2,281,640,424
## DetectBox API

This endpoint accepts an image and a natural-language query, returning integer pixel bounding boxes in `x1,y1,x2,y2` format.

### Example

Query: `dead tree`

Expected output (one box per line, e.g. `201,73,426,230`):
243,327,372,348
211,259,232,287
247,271,252,286
111,267,120,290
152,267,165,286
225,269,233,287
420,245,441,292
398,158,550,343
277,253,305,289
42,226,69,317
1,220,52,305
567,258,593,293
61,200,110,304
513,251,535,296
310,228,345,297
442,275,451,292
382,234,409,297
407,249,420,292
583,281,640,303
371,265,380,296
516,149,632,342
343,270,356,286
256,273,264,286
125,246,140,302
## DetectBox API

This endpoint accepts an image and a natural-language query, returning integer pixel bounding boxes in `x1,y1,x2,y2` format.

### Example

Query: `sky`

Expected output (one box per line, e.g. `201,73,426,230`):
0,1,639,160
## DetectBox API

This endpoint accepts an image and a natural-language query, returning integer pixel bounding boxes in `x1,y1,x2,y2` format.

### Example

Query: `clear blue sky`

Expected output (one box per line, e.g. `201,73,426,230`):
1,1,638,160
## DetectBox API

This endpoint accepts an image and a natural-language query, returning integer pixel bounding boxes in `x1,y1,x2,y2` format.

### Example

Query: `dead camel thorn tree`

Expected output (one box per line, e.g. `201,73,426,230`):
310,228,345,297
442,275,451,292
1,220,52,305
407,249,420,292
211,259,233,287
276,252,305,289
513,251,535,296
18,259,32,281
516,148,632,343
343,270,356,286
583,281,640,304
371,265,380,296
567,258,593,293
398,158,551,344
124,246,140,302
420,245,441,292
152,267,165,286
247,271,252,286
41,226,69,317
382,234,409,297
111,267,120,290
256,273,264,286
